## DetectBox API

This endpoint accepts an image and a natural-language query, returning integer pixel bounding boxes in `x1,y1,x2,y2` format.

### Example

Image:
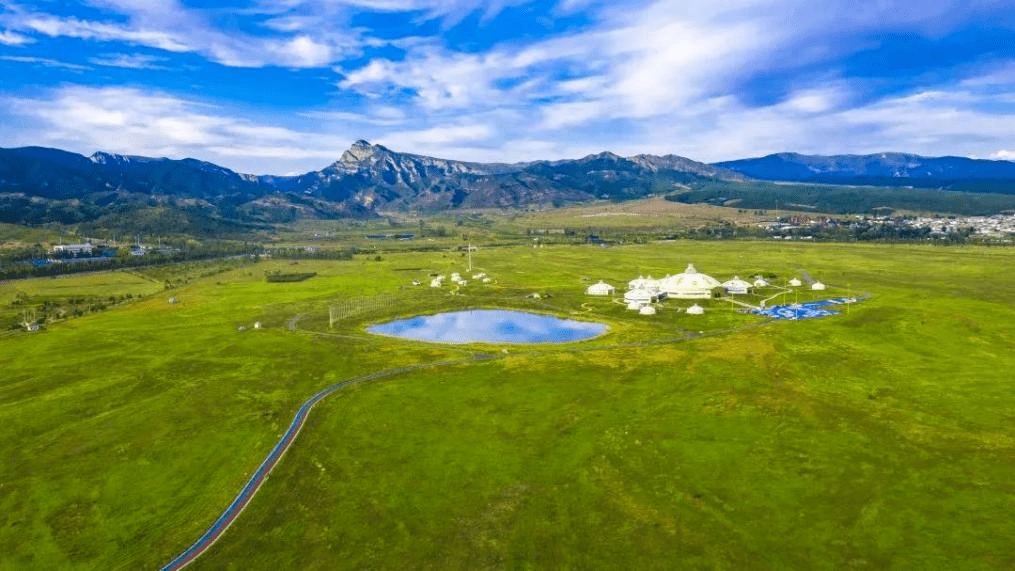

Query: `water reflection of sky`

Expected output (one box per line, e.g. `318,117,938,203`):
368,310,607,344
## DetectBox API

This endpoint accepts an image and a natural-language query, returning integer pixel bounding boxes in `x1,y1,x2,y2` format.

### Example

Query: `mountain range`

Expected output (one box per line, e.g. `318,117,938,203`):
715,152,1015,191
2,141,1015,233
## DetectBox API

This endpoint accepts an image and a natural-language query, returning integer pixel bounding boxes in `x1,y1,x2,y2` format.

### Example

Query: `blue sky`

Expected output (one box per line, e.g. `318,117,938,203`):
1,0,1014,175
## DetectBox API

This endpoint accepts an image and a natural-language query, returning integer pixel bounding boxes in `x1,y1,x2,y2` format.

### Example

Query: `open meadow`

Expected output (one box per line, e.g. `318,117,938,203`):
1,241,1014,569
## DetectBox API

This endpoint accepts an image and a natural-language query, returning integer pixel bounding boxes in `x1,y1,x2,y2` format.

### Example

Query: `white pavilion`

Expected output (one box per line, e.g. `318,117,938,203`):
811,281,827,291
789,278,802,287
586,281,616,296
686,304,705,315
659,264,721,299
721,276,752,295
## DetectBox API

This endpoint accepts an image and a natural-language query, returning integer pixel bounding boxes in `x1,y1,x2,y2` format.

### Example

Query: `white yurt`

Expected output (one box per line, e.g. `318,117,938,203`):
639,305,657,315
628,275,648,289
686,304,705,315
721,276,752,295
659,264,721,299
754,277,769,287
789,278,802,287
811,281,827,291
626,300,642,310
586,281,616,296
624,287,663,304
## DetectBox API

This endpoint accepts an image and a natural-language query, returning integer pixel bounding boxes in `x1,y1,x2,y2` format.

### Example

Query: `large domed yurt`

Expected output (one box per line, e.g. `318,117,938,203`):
686,304,705,315
659,264,721,299
721,276,752,295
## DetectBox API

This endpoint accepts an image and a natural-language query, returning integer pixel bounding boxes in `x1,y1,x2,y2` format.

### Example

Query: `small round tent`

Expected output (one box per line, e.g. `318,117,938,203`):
586,281,616,296
721,276,752,295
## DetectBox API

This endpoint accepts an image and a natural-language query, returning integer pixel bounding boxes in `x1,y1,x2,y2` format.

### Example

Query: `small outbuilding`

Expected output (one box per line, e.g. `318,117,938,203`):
686,304,705,315
626,300,642,310
753,277,769,287
639,305,657,315
811,281,826,291
788,278,802,287
586,281,616,296
624,287,664,304
721,276,752,295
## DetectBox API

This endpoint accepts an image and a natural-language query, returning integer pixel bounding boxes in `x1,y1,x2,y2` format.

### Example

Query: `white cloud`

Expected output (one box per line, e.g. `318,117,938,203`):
1,85,352,174
1,4,359,69
990,150,1015,161
0,55,90,71
0,29,33,45
88,53,170,69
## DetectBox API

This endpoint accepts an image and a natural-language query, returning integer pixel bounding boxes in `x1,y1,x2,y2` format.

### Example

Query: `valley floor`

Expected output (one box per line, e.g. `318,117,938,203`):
1,241,1013,570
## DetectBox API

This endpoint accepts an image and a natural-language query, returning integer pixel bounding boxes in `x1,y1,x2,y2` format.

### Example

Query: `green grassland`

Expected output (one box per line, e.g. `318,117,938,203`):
1,241,1014,569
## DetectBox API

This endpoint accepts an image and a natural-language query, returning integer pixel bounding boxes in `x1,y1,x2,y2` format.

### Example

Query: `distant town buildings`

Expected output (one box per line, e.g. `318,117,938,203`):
51,243,93,255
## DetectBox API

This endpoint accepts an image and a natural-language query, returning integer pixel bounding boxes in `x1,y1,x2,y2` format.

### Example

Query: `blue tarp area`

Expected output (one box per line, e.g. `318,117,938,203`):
753,297,861,320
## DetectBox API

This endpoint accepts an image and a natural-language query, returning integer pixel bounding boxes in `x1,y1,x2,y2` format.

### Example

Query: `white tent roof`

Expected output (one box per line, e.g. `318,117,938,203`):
721,276,752,289
811,281,826,290
586,281,615,295
686,304,705,315
639,305,657,315
659,264,721,298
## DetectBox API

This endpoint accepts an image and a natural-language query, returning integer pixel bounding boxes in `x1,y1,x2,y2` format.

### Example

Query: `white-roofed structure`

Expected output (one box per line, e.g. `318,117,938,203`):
811,281,826,290
721,276,752,295
686,304,705,315
639,305,657,315
624,287,664,304
626,300,642,310
628,275,648,289
659,264,721,299
586,281,616,296
430,277,444,288
789,278,802,287
753,277,769,287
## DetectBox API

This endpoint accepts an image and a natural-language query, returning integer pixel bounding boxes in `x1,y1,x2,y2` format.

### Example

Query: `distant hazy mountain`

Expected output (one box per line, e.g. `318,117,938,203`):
714,152,1015,191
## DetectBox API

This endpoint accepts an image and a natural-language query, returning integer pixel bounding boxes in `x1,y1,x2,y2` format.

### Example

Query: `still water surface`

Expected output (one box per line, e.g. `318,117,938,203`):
368,309,607,344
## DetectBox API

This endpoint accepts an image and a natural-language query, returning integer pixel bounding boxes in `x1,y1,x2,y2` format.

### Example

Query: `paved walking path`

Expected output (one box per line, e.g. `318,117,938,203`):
160,358,467,571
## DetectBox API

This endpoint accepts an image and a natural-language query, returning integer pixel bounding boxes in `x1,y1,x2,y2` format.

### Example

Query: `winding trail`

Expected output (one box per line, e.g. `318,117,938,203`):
160,358,467,571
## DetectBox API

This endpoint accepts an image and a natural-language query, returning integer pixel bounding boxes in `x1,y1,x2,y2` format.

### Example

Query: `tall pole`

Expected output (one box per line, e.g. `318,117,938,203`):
468,241,472,272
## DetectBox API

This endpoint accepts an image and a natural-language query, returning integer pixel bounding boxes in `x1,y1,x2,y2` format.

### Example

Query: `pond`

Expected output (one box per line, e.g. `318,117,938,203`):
368,309,608,344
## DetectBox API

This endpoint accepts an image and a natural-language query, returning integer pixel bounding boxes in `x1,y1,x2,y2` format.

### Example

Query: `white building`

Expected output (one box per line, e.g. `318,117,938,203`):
586,281,616,296
789,278,802,287
721,276,752,295
639,305,657,315
753,277,769,287
624,287,664,304
811,281,826,291
626,300,642,310
686,304,705,315
659,264,721,299
52,243,93,255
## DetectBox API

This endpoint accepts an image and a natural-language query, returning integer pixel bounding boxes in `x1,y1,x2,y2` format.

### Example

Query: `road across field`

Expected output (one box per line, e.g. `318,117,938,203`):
159,358,468,571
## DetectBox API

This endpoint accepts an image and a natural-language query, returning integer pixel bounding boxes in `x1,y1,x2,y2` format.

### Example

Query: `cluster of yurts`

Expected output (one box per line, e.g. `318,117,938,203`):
585,264,826,316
